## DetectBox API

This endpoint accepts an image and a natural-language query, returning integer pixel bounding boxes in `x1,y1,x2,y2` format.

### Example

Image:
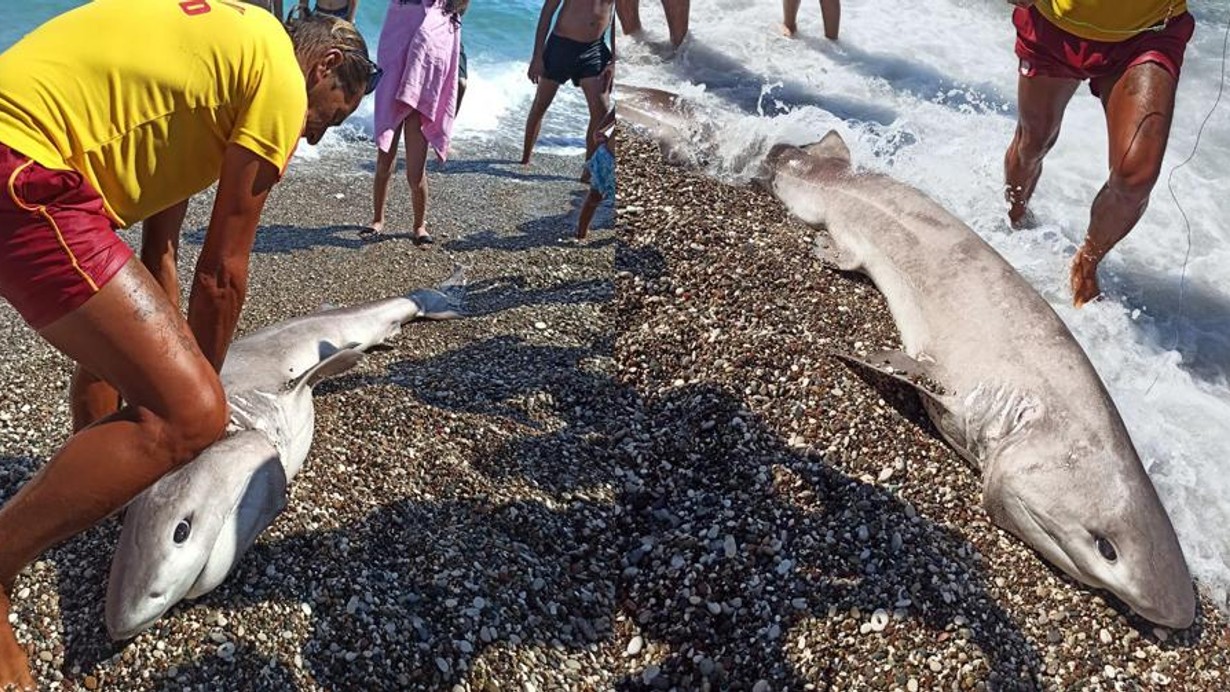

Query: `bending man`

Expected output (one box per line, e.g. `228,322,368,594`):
0,2,376,686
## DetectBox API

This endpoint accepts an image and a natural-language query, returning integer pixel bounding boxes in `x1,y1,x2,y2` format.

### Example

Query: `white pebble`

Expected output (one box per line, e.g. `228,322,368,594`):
534,321,547,330
753,680,770,692
869,608,889,632
1099,628,1112,644
626,635,644,656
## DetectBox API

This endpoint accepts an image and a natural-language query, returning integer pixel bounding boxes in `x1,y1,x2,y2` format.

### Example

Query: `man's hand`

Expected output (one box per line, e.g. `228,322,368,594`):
528,54,545,84
187,144,278,372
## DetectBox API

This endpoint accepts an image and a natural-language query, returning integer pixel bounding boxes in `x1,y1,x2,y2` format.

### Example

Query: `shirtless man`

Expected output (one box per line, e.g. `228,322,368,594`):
522,0,616,168
615,0,689,48
0,3,376,686
1002,0,1195,307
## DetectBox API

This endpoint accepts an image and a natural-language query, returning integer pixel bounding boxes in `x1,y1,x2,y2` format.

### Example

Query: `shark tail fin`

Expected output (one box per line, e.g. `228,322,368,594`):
802,131,851,168
408,263,467,321
290,347,366,392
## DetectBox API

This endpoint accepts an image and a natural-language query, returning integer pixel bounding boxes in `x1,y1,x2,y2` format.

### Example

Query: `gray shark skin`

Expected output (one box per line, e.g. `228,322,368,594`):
760,132,1195,628
614,84,712,166
104,269,465,640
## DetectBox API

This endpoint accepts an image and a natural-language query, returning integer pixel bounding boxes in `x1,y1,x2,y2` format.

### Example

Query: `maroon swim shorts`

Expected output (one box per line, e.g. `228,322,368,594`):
0,142,133,329
1013,6,1195,97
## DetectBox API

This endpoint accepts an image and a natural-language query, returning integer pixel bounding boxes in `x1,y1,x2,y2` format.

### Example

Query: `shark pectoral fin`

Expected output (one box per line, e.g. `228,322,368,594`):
830,349,951,414
292,348,366,391
812,233,861,273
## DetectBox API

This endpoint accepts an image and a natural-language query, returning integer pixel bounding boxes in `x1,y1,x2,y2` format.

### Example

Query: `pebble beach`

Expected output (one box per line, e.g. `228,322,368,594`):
0,126,1228,691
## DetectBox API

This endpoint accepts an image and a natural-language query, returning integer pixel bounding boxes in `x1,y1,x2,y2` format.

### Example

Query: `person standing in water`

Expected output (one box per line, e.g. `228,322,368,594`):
522,0,616,170
781,0,839,40
615,0,689,47
1002,0,1195,307
0,4,376,686
367,0,466,247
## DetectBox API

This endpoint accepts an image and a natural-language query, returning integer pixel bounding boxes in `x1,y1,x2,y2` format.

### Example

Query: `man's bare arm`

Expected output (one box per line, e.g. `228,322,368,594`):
187,144,279,371
529,0,564,81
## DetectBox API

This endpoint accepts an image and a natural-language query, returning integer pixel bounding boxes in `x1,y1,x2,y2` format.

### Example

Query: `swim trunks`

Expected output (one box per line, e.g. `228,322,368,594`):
542,34,611,87
0,143,133,329
1014,6,1195,97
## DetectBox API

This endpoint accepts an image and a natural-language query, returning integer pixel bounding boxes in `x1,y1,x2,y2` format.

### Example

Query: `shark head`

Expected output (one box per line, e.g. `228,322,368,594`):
983,430,1195,628
105,430,286,640
755,131,853,192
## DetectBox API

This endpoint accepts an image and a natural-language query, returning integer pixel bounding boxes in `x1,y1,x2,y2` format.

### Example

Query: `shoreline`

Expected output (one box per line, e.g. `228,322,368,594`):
609,131,1230,689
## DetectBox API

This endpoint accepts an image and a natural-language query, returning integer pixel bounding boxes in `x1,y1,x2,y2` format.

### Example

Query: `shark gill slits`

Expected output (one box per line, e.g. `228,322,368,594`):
1095,536,1118,562
173,519,191,544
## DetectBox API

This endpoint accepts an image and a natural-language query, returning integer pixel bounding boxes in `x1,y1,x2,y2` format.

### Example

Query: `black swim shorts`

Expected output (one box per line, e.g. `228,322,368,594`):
542,34,611,86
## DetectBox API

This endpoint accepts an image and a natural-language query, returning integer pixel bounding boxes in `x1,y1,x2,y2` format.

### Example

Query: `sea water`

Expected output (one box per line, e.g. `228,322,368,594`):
617,0,1230,609
2,0,593,163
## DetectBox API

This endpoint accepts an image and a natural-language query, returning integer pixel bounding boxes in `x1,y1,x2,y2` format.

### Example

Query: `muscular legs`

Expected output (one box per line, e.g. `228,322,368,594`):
0,259,228,687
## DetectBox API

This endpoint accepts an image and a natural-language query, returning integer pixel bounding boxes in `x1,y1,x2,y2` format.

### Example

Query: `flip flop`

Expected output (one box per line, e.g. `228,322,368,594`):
413,233,434,246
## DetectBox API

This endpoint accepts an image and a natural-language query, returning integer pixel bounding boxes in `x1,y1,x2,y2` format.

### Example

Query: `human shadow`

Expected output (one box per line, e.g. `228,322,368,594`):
656,37,901,128
356,157,578,184
180,224,406,255
802,37,1017,118
1107,267,1230,385
443,194,616,254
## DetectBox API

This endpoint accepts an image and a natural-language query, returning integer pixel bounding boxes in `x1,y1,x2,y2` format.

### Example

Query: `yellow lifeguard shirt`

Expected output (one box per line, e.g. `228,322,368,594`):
1036,0,1188,43
0,0,307,226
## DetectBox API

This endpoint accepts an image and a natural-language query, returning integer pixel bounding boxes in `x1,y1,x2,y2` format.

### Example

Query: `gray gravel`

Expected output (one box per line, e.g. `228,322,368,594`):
0,126,1227,691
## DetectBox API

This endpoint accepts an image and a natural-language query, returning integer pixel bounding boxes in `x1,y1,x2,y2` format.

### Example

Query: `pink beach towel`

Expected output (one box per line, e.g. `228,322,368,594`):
374,0,461,161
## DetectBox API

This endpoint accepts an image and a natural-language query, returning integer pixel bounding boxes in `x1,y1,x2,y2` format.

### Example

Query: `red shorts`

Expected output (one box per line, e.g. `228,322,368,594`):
0,142,132,329
1013,7,1195,97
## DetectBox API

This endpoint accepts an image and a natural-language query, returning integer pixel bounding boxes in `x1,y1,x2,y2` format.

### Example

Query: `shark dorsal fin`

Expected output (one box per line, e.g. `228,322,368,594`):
291,348,366,391
802,131,851,167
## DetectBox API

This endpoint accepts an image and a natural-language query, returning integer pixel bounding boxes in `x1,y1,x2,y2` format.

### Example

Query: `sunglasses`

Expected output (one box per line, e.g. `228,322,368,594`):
347,50,384,95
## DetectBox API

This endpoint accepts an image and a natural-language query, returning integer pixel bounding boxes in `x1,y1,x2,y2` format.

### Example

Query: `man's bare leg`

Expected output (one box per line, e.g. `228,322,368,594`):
368,124,404,236
1071,62,1178,307
662,0,690,47
820,0,840,40
579,74,613,182
1003,73,1080,228
616,0,643,36
0,259,228,687
781,0,802,36
521,79,562,165
576,187,604,240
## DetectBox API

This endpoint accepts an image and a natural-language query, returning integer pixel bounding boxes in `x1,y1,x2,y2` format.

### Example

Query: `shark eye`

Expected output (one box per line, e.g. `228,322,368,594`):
1095,536,1118,562
173,520,191,544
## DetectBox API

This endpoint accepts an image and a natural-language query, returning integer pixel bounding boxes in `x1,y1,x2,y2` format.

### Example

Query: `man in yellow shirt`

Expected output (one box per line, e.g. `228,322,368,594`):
0,1,380,685
1002,0,1195,307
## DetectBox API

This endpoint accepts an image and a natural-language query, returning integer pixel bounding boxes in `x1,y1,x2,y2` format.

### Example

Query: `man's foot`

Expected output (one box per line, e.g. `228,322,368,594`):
520,154,532,166
1070,247,1103,308
360,220,385,238
0,590,34,691
781,22,798,37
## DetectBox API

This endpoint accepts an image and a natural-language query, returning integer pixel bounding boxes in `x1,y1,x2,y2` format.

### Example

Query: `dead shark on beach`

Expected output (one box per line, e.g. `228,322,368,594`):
755,131,1196,628
104,268,466,641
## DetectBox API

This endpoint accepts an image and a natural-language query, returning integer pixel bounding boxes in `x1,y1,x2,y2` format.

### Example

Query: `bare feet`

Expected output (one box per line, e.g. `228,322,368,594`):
1070,246,1103,308
0,590,34,691
520,154,532,166
781,22,798,37
1006,185,1032,229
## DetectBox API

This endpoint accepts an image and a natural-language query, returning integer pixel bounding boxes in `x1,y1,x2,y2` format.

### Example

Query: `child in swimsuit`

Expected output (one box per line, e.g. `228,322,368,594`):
575,108,615,240
523,0,616,175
